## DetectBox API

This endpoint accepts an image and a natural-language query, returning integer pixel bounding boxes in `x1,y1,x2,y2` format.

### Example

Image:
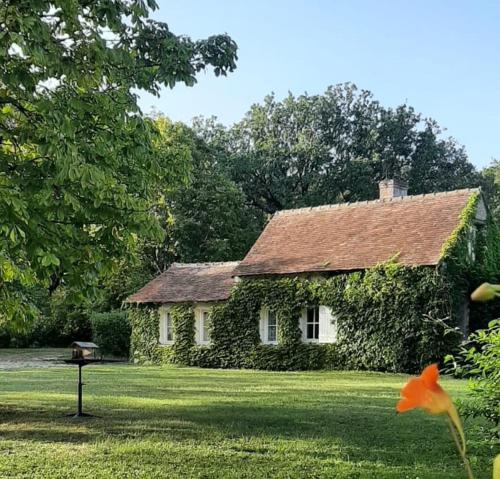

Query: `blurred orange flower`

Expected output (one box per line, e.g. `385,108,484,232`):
397,363,472,477
397,363,454,415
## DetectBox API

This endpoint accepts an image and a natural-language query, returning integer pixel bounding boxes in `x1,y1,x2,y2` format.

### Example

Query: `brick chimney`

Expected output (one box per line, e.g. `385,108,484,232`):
379,179,408,200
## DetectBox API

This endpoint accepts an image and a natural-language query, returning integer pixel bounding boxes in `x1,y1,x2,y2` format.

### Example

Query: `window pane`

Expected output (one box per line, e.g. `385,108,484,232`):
268,326,276,342
166,313,173,341
202,311,210,342
268,310,276,326
306,307,319,340
307,323,314,339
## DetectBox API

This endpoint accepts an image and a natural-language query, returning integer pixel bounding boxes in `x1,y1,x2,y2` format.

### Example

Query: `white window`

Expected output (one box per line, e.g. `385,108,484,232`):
267,310,277,343
259,308,278,344
166,312,173,342
160,308,174,344
201,310,211,343
306,306,319,341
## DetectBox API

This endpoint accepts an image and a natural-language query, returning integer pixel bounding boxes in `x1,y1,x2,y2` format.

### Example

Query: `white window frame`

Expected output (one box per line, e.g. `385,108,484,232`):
266,309,278,344
199,308,211,345
159,307,174,345
305,306,319,342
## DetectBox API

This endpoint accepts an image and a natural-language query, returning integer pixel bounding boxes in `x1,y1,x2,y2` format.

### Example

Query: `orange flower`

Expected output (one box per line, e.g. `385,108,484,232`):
397,363,452,414
397,364,466,455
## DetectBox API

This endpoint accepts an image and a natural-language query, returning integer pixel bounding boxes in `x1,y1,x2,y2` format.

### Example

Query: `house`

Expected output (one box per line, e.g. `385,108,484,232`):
127,180,494,371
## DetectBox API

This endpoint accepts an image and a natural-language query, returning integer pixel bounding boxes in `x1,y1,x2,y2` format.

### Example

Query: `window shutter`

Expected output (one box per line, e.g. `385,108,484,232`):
318,306,337,343
159,307,166,344
259,308,266,343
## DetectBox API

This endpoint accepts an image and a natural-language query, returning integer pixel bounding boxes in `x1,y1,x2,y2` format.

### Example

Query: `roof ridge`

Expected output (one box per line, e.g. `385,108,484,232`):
171,261,241,268
274,188,480,217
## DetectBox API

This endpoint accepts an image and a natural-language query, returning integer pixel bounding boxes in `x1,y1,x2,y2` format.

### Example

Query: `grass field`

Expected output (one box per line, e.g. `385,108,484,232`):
0,350,494,478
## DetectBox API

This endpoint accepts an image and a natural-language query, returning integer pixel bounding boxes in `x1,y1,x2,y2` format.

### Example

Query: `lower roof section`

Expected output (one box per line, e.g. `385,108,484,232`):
126,262,240,304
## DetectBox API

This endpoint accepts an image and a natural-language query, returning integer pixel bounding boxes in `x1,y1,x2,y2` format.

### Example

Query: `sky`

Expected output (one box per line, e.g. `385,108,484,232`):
138,0,500,169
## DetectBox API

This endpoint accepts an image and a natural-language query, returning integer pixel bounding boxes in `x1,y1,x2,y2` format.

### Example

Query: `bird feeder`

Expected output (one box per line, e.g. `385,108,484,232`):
70,341,100,360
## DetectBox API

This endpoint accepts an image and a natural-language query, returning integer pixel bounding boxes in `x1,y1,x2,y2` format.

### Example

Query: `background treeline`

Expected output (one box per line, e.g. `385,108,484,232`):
2,83,499,353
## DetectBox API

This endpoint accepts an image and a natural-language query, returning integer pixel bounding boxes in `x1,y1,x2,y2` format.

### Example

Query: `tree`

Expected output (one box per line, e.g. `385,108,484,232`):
220,84,479,214
96,117,263,312
168,163,263,264
0,0,237,326
141,119,263,270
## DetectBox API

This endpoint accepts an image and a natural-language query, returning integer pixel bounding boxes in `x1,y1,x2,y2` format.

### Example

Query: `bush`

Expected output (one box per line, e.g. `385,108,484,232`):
448,320,500,439
90,311,131,357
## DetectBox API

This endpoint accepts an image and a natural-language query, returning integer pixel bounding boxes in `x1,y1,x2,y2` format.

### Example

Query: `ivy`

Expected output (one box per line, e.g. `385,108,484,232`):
129,265,460,372
129,306,160,364
170,304,195,365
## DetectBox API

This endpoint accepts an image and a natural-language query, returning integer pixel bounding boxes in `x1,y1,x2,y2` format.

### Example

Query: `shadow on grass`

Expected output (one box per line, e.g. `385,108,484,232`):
0,393,457,470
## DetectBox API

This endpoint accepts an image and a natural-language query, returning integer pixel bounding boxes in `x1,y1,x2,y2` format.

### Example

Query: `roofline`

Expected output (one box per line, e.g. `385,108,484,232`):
273,188,481,217
125,297,230,305
169,261,240,268
234,262,439,277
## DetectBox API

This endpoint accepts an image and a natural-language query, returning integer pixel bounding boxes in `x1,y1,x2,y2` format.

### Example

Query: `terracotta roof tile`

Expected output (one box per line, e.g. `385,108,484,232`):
233,189,479,276
127,262,239,304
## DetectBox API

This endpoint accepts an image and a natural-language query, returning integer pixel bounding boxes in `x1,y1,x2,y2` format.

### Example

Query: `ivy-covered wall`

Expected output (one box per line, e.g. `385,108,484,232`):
128,191,500,373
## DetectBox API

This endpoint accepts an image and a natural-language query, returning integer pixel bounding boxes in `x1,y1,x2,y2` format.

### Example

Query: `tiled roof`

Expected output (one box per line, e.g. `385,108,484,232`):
126,262,239,304
233,189,479,277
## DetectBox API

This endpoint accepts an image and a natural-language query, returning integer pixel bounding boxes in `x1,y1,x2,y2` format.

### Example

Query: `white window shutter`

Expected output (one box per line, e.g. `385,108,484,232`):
158,307,166,344
194,307,200,344
318,306,337,343
259,308,266,343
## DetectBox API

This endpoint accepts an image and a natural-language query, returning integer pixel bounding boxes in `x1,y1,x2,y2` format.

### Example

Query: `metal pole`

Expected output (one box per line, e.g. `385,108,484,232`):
77,363,83,416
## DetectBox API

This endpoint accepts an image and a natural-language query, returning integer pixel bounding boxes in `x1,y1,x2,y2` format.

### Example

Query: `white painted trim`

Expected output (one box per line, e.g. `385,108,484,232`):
197,307,212,345
301,307,319,343
158,306,174,345
318,305,337,344
259,307,278,345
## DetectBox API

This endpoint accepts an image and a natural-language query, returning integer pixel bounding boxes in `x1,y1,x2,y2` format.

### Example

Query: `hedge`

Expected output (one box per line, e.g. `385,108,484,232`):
90,311,131,357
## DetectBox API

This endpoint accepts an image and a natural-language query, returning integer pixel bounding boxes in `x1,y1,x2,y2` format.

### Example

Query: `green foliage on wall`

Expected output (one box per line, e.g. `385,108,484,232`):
331,264,458,372
440,192,500,329
129,306,160,364
170,304,196,365
129,265,461,373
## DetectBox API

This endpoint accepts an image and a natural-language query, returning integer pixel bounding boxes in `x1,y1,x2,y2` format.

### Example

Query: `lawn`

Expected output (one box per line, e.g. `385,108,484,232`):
0,352,494,478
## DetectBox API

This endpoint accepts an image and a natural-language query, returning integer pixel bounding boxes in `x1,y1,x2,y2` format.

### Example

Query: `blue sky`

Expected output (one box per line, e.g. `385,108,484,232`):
139,0,500,169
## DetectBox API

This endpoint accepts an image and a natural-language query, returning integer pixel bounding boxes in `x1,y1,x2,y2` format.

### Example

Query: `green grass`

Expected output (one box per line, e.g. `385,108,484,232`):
0,352,494,478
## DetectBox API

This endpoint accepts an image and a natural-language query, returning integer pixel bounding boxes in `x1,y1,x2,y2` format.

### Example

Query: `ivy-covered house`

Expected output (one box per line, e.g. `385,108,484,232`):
127,180,498,372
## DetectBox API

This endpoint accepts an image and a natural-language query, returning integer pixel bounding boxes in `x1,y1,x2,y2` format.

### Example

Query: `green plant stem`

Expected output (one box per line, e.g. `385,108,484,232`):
447,415,475,479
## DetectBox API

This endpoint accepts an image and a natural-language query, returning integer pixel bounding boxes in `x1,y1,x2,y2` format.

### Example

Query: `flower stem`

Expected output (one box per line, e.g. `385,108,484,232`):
447,415,475,479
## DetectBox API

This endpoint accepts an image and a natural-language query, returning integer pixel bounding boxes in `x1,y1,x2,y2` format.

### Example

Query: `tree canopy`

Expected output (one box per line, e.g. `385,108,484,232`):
219,84,479,214
0,0,237,326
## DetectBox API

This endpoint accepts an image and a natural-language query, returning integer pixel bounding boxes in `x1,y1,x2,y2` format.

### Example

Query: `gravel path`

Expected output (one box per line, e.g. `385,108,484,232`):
0,348,68,370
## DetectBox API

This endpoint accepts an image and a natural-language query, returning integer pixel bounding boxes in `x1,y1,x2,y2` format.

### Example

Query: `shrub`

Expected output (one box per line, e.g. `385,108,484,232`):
90,311,131,357
448,320,500,439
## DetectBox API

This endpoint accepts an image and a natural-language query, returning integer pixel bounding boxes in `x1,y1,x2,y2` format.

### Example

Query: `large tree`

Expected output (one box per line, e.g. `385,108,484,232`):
0,0,237,325
221,84,479,214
